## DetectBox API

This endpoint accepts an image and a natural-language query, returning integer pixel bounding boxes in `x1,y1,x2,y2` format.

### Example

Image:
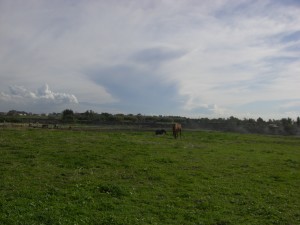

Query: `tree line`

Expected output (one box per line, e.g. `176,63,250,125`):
1,109,300,135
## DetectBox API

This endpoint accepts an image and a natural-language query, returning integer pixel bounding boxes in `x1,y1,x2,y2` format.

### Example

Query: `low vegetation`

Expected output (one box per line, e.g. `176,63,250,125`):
0,128,299,224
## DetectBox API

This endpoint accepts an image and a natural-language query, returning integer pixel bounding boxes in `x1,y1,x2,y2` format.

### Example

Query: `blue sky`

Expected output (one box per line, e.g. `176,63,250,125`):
0,0,299,119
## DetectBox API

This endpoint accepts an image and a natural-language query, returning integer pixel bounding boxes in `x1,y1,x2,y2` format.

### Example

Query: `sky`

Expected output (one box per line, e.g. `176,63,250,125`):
0,0,300,119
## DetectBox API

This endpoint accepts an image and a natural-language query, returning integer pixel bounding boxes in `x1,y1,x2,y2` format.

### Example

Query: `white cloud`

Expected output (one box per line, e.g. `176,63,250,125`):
159,0,300,118
0,84,79,112
280,101,300,110
1,84,78,103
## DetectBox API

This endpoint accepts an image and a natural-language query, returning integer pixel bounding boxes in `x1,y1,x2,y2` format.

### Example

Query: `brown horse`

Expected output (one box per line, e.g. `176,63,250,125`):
172,123,182,139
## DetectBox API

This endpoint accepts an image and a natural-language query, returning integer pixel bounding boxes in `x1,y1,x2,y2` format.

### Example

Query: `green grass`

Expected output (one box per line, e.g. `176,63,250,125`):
0,128,299,225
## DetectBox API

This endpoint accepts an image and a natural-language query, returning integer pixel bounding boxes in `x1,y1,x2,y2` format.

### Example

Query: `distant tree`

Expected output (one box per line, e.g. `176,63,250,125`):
84,110,96,121
281,118,297,135
136,113,143,122
124,114,138,122
100,112,115,122
227,116,240,128
62,109,75,123
297,117,300,127
115,114,125,122
281,118,292,126
7,110,18,116
257,117,264,124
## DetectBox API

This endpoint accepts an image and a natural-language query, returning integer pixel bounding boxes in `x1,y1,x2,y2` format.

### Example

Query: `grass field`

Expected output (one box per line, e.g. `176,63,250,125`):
0,128,299,225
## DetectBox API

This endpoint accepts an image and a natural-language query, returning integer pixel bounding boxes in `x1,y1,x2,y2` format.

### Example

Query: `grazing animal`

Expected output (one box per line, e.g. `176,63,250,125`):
155,129,167,135
172,123,182,139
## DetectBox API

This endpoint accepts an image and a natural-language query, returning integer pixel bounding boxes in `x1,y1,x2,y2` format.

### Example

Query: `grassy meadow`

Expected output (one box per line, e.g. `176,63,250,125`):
0,128,299,225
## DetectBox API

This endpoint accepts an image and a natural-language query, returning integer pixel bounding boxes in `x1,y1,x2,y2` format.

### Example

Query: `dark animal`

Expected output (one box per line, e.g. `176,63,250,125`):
172,123,182,139
155,129,167,135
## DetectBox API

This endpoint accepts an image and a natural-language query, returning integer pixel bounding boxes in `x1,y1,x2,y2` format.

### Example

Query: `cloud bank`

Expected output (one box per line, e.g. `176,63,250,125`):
0,84,78,113
0,0,300,118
